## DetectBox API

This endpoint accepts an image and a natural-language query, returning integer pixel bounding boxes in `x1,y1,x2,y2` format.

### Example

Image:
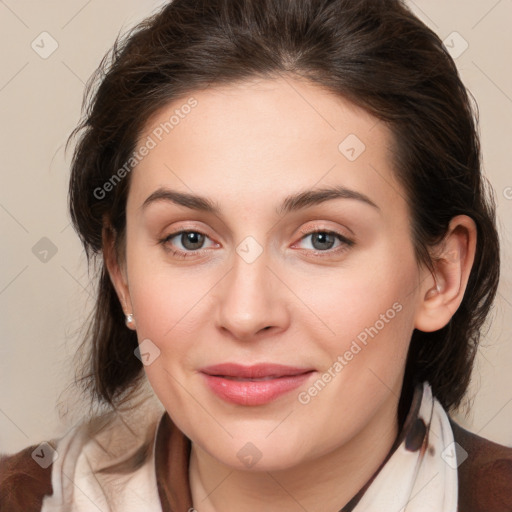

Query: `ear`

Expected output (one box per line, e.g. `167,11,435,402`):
414,215,477,332
102,222,136,330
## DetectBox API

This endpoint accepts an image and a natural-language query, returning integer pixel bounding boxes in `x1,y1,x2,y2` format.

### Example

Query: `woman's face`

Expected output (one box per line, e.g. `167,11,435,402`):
117,76,430,470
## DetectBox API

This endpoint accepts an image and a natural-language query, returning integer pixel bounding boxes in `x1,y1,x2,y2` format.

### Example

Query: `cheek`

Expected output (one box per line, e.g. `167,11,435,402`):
302,249,419,388
293,267,417,438
303,247,416,337
125,249,224,363
124,258,211,413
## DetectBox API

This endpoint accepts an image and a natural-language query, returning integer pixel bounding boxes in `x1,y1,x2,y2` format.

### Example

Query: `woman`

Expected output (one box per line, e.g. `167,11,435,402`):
1,0,511,510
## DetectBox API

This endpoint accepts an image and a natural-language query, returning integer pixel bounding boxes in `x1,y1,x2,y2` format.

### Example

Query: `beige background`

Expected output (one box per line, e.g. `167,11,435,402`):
0,0,511,453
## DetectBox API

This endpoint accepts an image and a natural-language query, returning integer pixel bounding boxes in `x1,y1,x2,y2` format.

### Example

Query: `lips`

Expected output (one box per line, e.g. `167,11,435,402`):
200,363,315,406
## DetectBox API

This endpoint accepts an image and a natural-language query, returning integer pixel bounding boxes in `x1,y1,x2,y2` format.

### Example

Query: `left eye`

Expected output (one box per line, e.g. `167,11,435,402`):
163,231,216,252
296,231,352,251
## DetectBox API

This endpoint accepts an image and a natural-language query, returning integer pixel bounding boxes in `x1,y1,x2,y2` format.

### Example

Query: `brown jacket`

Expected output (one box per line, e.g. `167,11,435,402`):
451,420,512,511
1,418,511,511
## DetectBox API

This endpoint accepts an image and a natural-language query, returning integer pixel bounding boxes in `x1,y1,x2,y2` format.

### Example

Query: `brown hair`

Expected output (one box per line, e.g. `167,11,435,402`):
67,0,500,420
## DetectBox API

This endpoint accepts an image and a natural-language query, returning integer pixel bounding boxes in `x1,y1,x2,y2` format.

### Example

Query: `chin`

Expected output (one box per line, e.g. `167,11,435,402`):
217,444,306,472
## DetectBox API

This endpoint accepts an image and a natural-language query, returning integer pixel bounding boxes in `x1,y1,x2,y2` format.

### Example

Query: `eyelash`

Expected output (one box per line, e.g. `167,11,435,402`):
159,230,217,259
294,228,354,258
158,228,355,259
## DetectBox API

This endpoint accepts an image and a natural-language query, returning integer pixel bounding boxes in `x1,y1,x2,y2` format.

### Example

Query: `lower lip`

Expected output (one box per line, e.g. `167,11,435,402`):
202,372,314,406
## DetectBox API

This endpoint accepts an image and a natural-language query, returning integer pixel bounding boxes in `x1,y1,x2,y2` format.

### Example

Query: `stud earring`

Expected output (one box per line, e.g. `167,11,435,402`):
125,313,135,328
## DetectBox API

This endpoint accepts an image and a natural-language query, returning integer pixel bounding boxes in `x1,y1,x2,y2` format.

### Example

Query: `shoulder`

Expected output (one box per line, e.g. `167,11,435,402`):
450,419,512,512
0,398,166,512
0,443,54,512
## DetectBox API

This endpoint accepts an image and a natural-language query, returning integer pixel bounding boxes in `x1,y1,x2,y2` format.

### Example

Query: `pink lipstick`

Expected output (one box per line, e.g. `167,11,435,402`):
200,363,315,406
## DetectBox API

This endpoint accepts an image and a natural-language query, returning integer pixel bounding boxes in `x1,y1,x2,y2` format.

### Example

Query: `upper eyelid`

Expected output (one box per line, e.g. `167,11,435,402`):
296,224,355,242
293,230,354,249
163,229,216,245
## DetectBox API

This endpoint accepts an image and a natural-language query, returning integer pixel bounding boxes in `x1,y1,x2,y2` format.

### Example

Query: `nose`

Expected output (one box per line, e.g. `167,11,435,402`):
214,246,290,341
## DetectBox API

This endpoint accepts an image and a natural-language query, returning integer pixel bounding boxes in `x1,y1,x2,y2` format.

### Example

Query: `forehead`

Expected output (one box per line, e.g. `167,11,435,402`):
127,76,405,217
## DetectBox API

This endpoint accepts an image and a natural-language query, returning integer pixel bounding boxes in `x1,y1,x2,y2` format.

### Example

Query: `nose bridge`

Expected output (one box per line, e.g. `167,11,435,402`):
228,243,273,315
215,238,287,338
231,255,267,304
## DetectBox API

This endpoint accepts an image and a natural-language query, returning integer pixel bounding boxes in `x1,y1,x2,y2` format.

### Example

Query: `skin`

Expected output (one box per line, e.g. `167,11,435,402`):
105,75,476,511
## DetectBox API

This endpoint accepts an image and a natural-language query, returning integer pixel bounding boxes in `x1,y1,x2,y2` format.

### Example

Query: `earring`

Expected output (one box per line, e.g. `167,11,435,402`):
125,313,136,328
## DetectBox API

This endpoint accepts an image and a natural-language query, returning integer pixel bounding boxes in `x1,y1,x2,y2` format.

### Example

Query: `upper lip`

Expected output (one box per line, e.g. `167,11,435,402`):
200,363,315,379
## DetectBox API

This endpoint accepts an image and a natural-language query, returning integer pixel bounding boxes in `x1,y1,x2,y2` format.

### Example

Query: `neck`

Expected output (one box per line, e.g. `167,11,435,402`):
188,397,400,512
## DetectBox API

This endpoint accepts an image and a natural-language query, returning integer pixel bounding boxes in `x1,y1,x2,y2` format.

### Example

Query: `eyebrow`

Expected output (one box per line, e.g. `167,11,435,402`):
141,185,379,215
278,185,379,215
142,188,220,214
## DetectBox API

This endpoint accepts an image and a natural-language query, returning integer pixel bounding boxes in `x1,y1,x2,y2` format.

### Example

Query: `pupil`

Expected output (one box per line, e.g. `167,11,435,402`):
182,232,204,250
312,232,334,250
